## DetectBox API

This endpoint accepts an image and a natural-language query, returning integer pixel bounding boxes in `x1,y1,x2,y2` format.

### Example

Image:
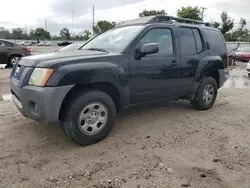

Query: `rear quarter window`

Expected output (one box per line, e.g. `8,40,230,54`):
204,29,226,52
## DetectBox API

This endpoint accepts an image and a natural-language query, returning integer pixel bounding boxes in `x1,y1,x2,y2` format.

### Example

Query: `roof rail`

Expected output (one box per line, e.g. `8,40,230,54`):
146,15,210,26
115,15,211,28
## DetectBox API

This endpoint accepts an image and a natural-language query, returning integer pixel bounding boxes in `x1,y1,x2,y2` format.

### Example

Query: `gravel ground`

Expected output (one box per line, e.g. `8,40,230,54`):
0,63,250,188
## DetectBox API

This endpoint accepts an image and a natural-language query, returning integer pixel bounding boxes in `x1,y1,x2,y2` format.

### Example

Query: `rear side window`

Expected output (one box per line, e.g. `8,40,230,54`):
193,29,203,53
178,27,196,55
204,29,226,51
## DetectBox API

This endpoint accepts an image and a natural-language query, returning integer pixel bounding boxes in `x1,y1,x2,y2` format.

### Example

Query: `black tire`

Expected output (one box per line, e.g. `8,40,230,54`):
191,77,218,110
8,55,21,68
61,91,116,146
248,74,250,77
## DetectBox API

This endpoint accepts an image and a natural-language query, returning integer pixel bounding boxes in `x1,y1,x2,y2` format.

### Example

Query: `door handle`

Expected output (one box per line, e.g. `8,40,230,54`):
7,48,12,50
172,60,178,66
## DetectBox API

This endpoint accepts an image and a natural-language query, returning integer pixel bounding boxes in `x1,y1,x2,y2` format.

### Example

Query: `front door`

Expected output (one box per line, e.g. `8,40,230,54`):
130,26,182,104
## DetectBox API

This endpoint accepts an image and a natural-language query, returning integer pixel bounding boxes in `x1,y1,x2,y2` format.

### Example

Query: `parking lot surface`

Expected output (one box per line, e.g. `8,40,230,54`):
0,50,250,187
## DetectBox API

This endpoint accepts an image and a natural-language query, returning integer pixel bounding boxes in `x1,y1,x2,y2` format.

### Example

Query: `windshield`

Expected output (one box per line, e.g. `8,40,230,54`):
58,42,84,52
81,25,145,53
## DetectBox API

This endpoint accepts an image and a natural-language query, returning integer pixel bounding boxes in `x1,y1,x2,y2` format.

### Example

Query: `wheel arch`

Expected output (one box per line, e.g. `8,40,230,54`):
59,82,122,120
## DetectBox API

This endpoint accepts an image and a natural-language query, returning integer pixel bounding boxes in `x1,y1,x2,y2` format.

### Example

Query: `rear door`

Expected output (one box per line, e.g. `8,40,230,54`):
177,26,208,93
0,40,12,64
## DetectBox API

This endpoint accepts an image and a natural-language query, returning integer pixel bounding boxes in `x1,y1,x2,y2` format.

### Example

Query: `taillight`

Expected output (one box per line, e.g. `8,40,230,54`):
24,47,30,51
226,52,229,68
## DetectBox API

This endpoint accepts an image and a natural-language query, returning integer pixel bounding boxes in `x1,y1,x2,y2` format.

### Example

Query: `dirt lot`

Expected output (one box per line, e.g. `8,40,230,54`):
1,63,250,188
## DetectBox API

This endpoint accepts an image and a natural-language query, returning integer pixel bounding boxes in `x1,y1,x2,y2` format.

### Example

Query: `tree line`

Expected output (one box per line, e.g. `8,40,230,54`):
0,6,249,42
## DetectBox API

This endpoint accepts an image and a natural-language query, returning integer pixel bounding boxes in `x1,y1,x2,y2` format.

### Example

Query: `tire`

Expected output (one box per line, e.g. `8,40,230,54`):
9,55,21,68
61,91,116,146
248,74,250,77
191,77,218,110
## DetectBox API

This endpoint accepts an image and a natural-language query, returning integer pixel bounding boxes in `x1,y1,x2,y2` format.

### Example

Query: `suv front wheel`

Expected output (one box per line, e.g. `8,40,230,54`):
191,76,218,110
61,91,116,145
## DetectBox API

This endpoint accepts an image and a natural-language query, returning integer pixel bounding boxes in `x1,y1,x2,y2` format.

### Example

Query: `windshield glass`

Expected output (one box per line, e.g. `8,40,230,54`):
58,42,84,52
81,25,144,53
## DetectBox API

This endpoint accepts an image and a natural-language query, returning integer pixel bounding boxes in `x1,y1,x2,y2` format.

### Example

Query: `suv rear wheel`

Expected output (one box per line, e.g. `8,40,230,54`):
61,91,116,145
191,76,218,110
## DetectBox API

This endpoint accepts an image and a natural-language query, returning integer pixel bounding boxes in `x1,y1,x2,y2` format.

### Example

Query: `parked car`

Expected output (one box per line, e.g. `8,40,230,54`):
21,41,32,46
37,42,44,46
57,42,85,52
227,46,236,65
37,42,52,46
0,39,31,67
235,47,250,62
44,42,52,46
57,41,72,46
247,62,250,77
10,15,229,145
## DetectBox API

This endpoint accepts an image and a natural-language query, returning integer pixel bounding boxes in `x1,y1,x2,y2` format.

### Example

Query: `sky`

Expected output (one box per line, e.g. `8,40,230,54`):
0,0,249,35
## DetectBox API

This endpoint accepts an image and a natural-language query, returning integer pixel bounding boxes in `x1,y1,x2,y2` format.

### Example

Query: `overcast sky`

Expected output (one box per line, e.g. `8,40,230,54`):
0,0,249,35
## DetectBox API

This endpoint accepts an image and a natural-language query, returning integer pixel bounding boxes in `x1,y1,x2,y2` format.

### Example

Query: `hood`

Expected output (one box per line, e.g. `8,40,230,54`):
18,50,109,67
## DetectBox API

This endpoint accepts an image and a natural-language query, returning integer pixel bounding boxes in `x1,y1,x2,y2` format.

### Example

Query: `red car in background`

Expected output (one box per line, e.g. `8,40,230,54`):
235,47,250,62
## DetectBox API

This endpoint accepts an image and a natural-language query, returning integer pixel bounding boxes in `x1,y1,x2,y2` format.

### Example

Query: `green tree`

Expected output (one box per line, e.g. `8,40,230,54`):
0,27,10,39
82,30,91,40
35,28,51,43
219,11,234,35
11,28,24,39
60,28,71,40
211,22,220,29
177,6,202,21
29,29,36,40
225,18,249,42
93,21,116,35
51,35,62,40
139,9,166,17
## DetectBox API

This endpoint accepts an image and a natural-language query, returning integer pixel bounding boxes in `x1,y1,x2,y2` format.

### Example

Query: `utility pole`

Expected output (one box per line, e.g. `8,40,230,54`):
92,5,95,36
201,7,207,21
72,10,75,40
45,18,47,31
25,24,28,34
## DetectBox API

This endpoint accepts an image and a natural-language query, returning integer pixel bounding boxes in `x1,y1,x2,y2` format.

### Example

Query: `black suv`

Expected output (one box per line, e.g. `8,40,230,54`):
10,16,229,145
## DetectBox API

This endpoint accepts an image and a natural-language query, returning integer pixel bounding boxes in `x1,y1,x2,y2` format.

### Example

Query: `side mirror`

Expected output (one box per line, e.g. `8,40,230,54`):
139,43,159,55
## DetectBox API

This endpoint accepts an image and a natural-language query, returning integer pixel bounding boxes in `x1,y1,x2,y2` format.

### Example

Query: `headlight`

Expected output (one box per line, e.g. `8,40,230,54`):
28,68,53,86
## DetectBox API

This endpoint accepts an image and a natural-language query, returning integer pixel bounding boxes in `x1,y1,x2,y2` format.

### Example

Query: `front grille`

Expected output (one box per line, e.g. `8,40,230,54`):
11,64,24,80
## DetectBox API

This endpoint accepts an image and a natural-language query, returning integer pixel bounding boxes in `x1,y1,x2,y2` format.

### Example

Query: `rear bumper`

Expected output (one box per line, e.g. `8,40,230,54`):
218,68,229,88
10,81,73,123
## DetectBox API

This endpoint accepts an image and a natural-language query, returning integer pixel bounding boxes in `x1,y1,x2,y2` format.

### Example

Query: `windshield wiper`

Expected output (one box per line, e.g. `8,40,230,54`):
85,48,109,53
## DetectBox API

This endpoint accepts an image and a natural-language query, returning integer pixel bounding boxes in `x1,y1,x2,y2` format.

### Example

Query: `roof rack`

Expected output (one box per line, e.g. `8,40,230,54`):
147,15,210,26
115,15,210,27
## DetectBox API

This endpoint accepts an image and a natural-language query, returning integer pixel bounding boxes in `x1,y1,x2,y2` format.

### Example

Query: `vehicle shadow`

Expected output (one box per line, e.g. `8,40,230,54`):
29,99,193,148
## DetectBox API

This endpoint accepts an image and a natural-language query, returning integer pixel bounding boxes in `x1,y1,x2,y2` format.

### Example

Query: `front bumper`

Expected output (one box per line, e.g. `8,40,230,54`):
10,81,73,123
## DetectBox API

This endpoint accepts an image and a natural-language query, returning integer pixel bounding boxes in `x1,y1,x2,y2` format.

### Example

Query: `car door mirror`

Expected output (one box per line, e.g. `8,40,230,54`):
139,43,159,55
